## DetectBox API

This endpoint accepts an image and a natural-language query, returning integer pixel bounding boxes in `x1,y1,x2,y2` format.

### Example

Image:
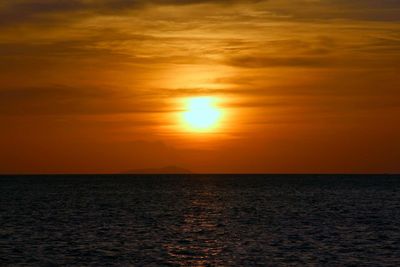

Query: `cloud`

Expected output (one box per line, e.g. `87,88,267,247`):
226,55,333,68
265,0,400,21
356,37,400,54
1,0,400,30
0,0,261,26
0,85,175,116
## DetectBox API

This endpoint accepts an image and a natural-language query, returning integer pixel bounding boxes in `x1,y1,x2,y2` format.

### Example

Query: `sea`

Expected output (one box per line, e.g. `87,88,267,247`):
1,174,399,266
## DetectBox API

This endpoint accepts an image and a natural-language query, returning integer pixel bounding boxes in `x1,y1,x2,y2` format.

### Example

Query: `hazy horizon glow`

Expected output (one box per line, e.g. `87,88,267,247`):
0,0,399,174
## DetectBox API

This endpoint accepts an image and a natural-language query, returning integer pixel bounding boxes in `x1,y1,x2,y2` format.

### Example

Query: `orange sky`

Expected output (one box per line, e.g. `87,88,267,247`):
1,0,399,174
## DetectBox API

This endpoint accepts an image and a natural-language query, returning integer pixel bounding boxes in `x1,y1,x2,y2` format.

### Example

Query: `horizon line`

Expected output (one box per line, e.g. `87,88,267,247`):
0,173,399,176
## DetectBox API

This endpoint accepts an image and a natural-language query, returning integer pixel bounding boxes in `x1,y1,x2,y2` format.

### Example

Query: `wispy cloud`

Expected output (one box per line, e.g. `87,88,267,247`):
0,0,399,173
0,85,177,116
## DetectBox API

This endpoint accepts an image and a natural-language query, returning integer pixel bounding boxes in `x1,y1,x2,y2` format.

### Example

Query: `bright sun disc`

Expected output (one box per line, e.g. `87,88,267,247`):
183,97,222,132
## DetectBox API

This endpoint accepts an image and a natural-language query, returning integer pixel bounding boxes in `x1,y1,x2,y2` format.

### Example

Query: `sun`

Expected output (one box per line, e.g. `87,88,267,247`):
182,97,222,132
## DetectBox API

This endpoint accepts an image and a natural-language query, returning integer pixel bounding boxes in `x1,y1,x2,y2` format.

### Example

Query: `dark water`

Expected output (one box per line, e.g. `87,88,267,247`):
1,175,400,266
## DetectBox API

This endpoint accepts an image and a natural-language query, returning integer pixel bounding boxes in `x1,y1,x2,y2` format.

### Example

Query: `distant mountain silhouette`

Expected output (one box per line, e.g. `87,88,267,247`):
124,165,192,174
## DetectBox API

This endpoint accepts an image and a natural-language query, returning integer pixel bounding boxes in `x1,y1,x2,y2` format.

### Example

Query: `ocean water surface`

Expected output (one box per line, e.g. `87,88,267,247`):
1,174,400,266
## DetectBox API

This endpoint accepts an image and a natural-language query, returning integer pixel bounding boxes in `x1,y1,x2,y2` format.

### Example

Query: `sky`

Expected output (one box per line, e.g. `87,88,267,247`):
0,0,399,174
